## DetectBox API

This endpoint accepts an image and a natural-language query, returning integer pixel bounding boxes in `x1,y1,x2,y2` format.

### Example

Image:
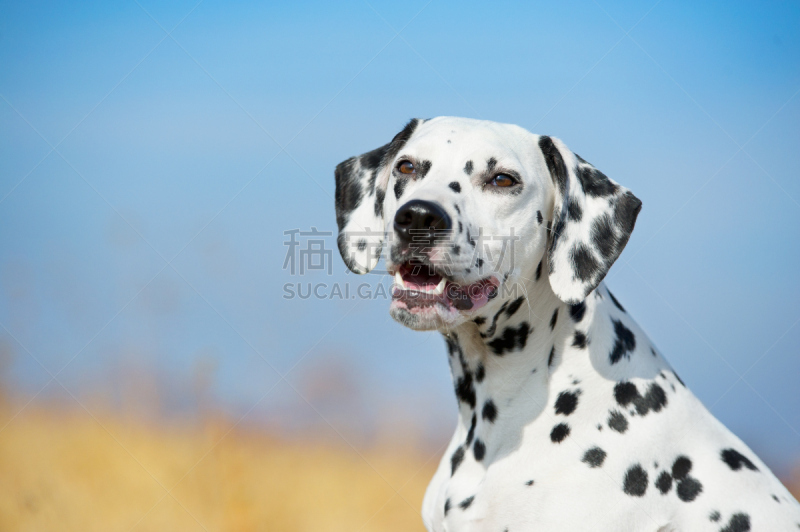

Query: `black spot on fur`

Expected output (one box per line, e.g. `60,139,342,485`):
614,191,642,238
569,301,586,322
671,456,692,480
475,363,485,383
582,447,606,468
614,381,668,417
720,449,759,472
464,160,473,175
537,210,543,225
591,214,617,259
608,410,628,433
709,510,721,522
550,215,566,245
567,198,583,222
535,260,543,281
614,381,637,406
555,391,579,416
677,477,702,502
473,316,486,326
482,400,497,423
639,383,667,414
486,157,497,171
444,498,451,515
449,181,461,193
525,480,534,486
357,239,367,251
374,188,385,218
550,423,570,443
549,308,559,330
607,289,626,312
655,471,672,494
673,371,686,387
482,301,509,338
609,319,636,364
452,245,460,256
539,136,567,194
572,331,588,349
505,297,525,318
459,495,475,510
417,160,432,178
623,464,648,497
455,373,476,409
576,165,619,197
773,494,780,502
570,243,600,282
458,221,463,233
720,513,750,532
667,455,703,503
454,203,461,215
361,149,384,171
450,447,465,475
548,346,556,367
445,336,461,357
466,413,476,445
394,178,408,200
473,439,486,461
488,323,530,355
334,160,363,230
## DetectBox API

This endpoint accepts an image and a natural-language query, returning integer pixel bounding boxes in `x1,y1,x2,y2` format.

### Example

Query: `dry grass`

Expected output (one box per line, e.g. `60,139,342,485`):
0,402,438,532
2,402,799,532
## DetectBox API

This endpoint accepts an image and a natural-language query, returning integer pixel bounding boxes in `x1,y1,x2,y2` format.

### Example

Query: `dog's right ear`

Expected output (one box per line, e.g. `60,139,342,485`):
335,119,421,274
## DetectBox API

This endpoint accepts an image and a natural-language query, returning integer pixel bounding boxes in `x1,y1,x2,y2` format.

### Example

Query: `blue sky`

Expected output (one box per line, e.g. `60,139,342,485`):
1,0,799,473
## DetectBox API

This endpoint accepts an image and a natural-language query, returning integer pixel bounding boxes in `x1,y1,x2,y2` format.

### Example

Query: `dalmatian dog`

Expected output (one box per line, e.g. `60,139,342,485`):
333,117,800,531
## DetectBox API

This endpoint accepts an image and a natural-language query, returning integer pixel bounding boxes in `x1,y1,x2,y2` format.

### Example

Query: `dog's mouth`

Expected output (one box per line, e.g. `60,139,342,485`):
390,260,499,320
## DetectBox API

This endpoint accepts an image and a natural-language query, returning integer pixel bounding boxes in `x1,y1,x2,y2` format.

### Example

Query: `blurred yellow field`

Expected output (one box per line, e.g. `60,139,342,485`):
2,401,799,531
0,402,438,532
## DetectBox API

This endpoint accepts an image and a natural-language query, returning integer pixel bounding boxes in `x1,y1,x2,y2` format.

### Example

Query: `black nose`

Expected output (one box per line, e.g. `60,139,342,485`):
394,199,452,246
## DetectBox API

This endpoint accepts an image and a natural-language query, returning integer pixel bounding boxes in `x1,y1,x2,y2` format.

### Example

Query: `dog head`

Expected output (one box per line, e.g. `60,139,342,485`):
334,117,641,331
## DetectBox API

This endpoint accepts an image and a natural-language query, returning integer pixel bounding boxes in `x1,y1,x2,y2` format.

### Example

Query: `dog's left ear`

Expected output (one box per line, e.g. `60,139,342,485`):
538,136,642,304
334,119,422,274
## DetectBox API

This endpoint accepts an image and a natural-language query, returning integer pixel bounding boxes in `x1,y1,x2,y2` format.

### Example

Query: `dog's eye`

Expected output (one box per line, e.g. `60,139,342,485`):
397,161,415,175
489,174,516,187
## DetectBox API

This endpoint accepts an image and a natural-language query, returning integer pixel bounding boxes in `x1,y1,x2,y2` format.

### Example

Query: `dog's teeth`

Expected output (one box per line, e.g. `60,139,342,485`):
395,271,406,289
432,278,446,295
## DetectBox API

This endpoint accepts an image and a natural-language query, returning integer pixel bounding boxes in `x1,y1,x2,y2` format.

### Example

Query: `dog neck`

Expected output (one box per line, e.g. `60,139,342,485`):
442,262,591,462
